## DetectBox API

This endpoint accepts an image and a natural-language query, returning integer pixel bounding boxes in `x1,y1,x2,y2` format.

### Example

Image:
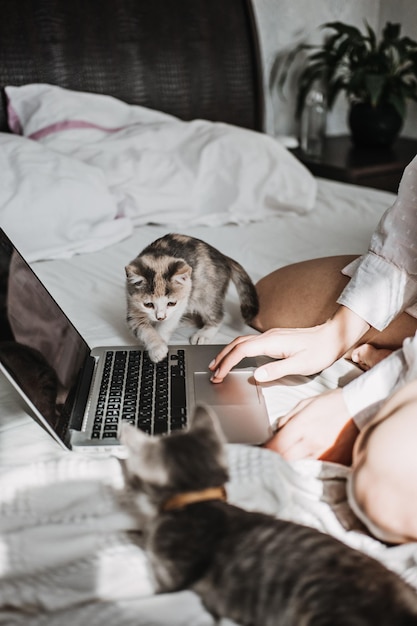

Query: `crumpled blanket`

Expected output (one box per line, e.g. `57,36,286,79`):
1,443,417,626
2,83,318,263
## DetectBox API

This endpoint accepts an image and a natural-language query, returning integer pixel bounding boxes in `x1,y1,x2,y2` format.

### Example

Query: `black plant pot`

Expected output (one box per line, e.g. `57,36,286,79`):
348,102,403,148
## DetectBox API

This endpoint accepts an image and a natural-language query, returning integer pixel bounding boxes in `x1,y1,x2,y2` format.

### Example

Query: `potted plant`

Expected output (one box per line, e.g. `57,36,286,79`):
276,21,417,148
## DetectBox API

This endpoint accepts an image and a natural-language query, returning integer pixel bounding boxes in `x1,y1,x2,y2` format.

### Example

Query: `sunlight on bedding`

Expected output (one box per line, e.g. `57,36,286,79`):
95,543,154,599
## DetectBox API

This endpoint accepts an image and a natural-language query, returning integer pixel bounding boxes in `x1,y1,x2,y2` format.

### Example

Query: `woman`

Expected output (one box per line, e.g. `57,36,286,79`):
209,154,417,543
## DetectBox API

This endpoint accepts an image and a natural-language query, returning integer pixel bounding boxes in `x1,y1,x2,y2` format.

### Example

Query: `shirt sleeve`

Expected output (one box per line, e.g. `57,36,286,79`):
337,154,417,331
343,332,417,429
342,348,406,429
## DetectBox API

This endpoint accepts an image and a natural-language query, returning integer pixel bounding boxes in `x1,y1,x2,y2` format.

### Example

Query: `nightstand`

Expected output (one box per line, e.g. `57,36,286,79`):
291,135,417,193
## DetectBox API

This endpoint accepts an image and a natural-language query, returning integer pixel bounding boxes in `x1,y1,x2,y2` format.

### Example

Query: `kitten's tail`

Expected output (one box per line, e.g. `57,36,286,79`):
228,259,259,324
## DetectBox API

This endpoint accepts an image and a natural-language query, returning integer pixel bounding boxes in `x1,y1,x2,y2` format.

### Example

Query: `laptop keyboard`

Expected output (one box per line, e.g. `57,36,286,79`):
92,348,187,439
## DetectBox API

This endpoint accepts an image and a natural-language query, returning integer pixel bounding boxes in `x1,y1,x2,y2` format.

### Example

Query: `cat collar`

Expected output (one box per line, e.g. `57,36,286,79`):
162,486,227,511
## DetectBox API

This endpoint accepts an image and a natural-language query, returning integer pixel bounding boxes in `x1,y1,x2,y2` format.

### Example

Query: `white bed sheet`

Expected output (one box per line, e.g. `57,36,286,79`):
25,178,394,349
2,177,417,625
3,83,318,264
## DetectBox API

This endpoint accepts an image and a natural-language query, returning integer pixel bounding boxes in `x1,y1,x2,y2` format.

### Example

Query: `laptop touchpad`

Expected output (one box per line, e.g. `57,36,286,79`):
194,370,262,406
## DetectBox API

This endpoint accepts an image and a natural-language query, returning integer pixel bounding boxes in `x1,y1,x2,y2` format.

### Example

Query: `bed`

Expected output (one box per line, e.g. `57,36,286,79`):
1,0,417,624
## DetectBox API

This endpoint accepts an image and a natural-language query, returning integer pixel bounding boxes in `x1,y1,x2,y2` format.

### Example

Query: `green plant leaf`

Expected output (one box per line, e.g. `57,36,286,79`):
364,74,386,106
275,19,417,119
387,93,406,118
382,22,401,43
322,22,363,40
364,21,377,51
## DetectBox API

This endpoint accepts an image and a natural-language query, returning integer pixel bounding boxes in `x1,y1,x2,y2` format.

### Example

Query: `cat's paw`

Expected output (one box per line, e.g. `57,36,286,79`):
190,329,217,345
148,343,169,363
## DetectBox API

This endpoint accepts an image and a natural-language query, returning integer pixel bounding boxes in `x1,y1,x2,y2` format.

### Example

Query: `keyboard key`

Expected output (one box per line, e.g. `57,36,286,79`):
171,376,186,407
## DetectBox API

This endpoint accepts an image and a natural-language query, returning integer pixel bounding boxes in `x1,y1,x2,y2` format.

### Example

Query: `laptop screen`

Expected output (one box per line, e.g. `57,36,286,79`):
0,229,90,431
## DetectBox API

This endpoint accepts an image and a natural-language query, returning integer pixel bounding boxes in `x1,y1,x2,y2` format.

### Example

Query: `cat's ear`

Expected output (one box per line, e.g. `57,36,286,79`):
172,263,192,286
120,423,167,484
120,421,150,451
125,264,145,287
190,404,225,444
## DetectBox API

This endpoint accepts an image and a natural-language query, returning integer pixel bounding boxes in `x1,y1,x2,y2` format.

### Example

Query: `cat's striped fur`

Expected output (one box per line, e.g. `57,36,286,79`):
125,234,258,362
121,406,417,626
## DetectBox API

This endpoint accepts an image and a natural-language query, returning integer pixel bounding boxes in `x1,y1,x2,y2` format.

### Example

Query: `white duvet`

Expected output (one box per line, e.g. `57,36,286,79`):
2,394,417,626
2,84,317,262
3,200,417,624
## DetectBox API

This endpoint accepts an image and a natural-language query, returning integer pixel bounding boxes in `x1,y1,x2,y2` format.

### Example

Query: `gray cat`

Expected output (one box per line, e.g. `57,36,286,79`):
125,233,258,362
121,406,417,626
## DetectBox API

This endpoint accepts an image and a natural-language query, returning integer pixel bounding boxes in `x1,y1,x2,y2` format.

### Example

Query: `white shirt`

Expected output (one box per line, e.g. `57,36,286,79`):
342,336,413,429
337,154,417,427
338,154,417,330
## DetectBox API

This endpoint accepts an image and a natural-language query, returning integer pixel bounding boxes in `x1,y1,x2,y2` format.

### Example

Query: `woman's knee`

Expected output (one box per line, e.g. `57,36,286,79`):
251,255,356,332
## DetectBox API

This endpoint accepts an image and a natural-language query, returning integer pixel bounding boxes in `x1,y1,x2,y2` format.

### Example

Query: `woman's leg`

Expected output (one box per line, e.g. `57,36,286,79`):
349,378,417,543
252,255,356,331
251,255,417,357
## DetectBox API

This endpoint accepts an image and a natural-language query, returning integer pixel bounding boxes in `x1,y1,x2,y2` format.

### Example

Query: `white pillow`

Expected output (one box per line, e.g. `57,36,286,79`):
0,133,132,261
6,84,317,226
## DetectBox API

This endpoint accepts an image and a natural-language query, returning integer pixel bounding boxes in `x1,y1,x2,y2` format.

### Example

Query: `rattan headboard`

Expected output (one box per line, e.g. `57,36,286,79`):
0,0,264,133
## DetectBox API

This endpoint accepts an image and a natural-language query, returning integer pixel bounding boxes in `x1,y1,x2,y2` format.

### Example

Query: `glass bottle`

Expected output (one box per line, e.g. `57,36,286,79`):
300,83,327,158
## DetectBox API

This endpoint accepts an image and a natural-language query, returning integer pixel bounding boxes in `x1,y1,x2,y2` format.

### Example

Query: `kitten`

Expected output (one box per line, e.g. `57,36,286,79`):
125,233,258,363
121,406,417,626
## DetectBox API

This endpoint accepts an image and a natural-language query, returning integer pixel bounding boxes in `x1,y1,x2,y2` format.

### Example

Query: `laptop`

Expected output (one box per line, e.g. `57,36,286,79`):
0,228,272,455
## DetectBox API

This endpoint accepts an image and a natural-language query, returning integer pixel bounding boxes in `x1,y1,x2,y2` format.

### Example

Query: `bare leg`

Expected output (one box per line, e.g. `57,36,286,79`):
349,378,417,543
252,255,356,331
251,256,417,358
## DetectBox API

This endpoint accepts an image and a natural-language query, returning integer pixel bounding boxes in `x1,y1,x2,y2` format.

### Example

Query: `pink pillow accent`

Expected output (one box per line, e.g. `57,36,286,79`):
6,99,22,134
28,120,126,140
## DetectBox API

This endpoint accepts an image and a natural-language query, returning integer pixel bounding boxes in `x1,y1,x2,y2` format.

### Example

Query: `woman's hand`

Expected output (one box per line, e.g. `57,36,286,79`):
209,306,370,384
209,326,339,383
263,388,359,465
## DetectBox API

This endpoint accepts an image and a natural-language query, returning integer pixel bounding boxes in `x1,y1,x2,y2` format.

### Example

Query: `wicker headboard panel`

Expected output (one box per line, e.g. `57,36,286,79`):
0,0,264,133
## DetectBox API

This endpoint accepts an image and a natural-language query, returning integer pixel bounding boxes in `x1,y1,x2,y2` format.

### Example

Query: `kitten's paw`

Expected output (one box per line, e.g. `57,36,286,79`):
190,329,217,345
148,343,169,363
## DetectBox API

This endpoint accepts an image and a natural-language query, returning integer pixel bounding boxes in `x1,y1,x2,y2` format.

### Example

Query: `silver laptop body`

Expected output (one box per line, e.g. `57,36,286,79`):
0,228,272,455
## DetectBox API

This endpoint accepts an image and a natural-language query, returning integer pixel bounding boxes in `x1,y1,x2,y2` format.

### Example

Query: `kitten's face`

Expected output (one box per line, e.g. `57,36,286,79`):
121,406,229,515
125,256,192,323
138,293,178,323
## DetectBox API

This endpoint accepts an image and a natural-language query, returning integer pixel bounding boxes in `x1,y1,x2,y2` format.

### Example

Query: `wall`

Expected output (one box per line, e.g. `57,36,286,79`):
252,0,417,139
379,0,417,138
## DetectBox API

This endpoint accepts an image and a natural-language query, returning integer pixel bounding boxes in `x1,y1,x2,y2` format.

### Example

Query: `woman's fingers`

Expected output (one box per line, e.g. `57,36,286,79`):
209,329,309,383
209,334,271,382
264,427,314,461
252,351,311,382
209,335,256,369
263,389,355,464
209,320,347,383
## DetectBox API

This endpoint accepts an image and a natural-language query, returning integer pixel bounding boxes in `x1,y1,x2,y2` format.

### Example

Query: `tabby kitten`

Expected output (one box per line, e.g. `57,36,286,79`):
125,233,258,362
121,406,417,626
